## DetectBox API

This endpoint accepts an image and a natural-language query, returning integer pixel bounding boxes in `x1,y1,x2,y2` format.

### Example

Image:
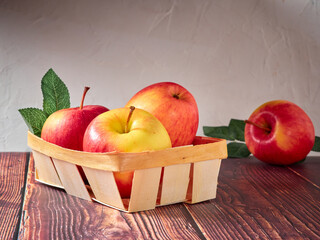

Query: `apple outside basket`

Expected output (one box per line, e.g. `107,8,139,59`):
27,131,228,213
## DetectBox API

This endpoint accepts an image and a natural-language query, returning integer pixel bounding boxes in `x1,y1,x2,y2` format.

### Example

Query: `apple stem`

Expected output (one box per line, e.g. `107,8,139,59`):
80,86,90,110
125,106,135,133
244,120,272,133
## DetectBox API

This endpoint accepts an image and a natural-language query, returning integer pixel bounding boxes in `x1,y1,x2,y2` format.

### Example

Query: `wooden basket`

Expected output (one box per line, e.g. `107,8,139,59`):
27,131,228,213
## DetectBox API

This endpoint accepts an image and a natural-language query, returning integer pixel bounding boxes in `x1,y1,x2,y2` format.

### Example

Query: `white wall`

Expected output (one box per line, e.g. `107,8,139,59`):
1,0,319,152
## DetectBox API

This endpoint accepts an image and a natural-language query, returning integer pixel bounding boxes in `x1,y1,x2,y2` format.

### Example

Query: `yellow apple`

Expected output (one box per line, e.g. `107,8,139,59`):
83,106,172,198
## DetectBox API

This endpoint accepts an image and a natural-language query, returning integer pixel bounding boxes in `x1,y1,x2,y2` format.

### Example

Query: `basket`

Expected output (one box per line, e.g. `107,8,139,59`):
27,131,228,212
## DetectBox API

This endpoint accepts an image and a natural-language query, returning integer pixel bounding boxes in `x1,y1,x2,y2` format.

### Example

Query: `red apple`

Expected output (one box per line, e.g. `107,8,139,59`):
125,82,199,147
41,87,109,150
245,100,315,165
83,106,172,198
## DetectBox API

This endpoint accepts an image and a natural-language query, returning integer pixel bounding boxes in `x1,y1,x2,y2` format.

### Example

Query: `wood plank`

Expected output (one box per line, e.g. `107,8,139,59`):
82,166,125,210
191,159,221,203
32,150,63,188
0,152,29,240
128,167,162,212
18,153,320,239
19,154,207,239
160,163,190,205
51,158,91,201
287,157,320,187
184,157,320,239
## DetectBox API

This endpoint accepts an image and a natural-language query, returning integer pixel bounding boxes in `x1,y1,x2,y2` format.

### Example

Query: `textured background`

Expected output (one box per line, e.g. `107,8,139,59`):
1,0,319,153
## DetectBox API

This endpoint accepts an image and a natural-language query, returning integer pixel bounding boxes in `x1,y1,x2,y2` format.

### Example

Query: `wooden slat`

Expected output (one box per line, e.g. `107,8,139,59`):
82,167,125,210
0,152,29,240
32,150,63,188
128,167,162,212
159,163,191,205
185,157,320,239
51,158,91,201
190,159,221,203
20,155,206,239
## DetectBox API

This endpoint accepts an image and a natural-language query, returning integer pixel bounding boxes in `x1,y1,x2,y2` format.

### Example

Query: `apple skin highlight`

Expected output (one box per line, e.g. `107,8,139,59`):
245,100,315,165
125,82,199,147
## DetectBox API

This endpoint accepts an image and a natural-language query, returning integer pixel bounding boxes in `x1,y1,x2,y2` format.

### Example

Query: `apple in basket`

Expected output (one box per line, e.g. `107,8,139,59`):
41,87,109,150
83,106,172,198
125,82,199,147
41,87,109,177
245,100,315,165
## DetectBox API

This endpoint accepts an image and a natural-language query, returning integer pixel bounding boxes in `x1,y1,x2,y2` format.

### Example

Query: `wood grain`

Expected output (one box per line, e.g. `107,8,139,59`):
0,152,29,240
20,154,207,239
185,157,320,239
11,154,320,240
288,157,320,187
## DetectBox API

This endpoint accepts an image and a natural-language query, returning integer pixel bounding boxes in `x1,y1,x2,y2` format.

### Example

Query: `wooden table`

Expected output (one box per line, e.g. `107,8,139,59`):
1,152,319,239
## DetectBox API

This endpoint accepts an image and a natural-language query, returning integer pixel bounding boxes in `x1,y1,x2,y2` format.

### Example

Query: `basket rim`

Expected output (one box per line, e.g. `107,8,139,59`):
27,131,228,172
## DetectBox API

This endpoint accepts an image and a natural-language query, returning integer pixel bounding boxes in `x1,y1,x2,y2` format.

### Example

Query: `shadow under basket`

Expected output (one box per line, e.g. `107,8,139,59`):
27,131,228,213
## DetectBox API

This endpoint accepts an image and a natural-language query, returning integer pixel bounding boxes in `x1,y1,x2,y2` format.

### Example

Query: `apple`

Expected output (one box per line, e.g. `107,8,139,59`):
125,82,199,147
41,87,109,181
83,106,172,198
244,100,315,165
41,87,109,150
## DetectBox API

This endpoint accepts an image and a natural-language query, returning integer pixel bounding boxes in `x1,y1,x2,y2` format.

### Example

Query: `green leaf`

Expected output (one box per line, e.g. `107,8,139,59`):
203,126,235,140
41,68,70,116
312,136,320,152
18,108,47,137
228,119,246,141
227,142,251,158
